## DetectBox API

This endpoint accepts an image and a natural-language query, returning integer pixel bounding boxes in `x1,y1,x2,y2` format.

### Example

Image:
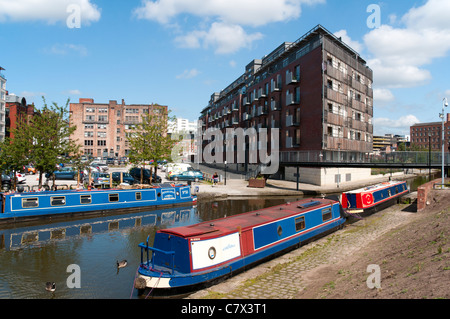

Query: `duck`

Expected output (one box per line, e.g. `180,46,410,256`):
117,260,128,269
45,282,56,292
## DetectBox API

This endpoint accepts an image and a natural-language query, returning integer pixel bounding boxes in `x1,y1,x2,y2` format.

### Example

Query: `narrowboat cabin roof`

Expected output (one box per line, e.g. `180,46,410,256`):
160,198,336,239
343,181,405,194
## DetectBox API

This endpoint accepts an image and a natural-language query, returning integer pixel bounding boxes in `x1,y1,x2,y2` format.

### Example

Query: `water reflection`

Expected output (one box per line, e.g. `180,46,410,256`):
0,196,301,299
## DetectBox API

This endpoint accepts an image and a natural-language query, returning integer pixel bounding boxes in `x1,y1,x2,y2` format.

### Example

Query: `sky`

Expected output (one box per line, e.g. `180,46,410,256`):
1,0,450,137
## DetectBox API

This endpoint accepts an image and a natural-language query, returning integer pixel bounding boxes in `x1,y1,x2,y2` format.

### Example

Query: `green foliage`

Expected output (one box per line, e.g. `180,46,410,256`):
0,97,81,188
127,107,179,183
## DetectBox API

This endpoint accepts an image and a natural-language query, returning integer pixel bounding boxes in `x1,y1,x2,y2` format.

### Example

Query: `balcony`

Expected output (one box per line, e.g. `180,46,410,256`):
271,100,281,111
286,115,299,127
286,71,298,85
271,79,280,92
286,93,300,106
258,88,267,99
285,134,300,149
257,105,268,116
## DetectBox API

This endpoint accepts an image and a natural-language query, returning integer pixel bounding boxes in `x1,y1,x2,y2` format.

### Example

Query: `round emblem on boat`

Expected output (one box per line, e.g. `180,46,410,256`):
208,247,216,260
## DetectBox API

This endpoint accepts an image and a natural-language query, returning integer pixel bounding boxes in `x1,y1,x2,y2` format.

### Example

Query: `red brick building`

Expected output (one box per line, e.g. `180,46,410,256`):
69,98,167,158
5,94,36,139
410,113,450,151
199,25,374,185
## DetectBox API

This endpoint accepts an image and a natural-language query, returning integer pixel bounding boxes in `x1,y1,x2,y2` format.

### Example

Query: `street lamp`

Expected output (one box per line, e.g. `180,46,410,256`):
428,132,432,181
441,98,448,186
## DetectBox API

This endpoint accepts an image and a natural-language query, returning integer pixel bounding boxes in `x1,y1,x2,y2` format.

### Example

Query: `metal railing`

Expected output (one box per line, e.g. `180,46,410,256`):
280,151,450,166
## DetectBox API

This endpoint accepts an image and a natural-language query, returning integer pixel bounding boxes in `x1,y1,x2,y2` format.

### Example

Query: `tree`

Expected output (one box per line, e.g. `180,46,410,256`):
28,97,81,188
127,107,178,184
0,116,34,189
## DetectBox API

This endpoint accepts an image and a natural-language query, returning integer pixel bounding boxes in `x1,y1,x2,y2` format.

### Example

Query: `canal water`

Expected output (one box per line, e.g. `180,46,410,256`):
0,174,436,299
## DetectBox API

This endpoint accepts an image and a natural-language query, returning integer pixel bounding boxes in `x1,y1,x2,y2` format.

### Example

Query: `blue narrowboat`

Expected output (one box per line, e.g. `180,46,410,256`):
134,197,346,295
341,180,409,213
0,184,197,224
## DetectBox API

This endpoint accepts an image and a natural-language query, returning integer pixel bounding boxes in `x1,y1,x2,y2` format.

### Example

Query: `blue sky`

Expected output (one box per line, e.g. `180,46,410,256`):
1,0,450,137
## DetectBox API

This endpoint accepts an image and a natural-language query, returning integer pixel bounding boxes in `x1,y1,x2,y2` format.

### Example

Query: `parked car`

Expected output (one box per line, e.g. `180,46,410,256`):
111,172,135,185
25,165,37,175
46,167,80,180
84,172,111,187
1,174,11,190
129,167,162,184
106,158,115,165
169,170,203,182
90,162,108,172
14,172,26,184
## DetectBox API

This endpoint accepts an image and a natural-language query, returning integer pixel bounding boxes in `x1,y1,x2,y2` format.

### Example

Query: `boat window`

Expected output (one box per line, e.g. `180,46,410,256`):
277,225,283,236
395,187,399,194
322,207,332,221
109,194,119,202
80,195,92,204
388,189,391,197
50,196,66,206
22,198,38,208
136,192,142,200
295,216,305,232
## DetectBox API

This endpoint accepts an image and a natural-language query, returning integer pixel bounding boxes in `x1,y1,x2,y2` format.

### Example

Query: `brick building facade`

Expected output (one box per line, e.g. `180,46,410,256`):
70,98,167,158
410,113,450,151
5,95,36,139
198,25,374,185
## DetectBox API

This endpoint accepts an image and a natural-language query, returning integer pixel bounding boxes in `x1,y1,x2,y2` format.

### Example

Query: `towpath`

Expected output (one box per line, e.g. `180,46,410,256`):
187,196,422,299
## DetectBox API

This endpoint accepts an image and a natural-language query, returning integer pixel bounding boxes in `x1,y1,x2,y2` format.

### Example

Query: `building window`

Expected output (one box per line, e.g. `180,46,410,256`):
84,140,93,146
98,140,106,146
84,132,93,137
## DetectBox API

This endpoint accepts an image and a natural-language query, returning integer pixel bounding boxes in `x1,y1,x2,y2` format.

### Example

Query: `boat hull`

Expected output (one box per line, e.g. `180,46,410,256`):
135,198,346,295
0,185,196,224
341,181,408,214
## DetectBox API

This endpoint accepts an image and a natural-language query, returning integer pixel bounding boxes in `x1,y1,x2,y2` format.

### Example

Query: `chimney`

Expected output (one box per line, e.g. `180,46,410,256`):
79,98,94,103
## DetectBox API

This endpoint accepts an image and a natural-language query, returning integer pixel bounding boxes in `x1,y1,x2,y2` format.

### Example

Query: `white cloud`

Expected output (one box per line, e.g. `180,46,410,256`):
364,0,450,89
134,0,324,27
373,115,420,135
0,0,101,25
373,88,395,103
175,22,263,54
334,30,363,53
134,0,323,54
176,69,200,79
45,44,88,56
66,89,82,95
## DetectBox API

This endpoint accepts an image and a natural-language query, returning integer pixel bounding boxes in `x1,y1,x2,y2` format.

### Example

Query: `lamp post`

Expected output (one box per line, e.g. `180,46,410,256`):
428,132,432,181
441,98,448,186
